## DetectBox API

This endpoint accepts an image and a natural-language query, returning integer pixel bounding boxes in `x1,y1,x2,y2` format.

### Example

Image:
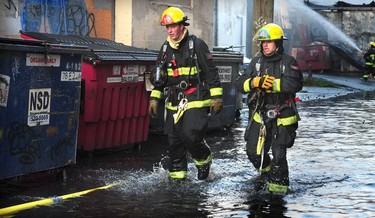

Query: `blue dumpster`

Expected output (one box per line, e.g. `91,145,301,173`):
209,51,243,129
0,38,85,180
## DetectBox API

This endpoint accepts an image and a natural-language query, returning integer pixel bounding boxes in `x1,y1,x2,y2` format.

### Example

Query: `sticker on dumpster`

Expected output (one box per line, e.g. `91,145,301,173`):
0,74,10,107
28,88,51,126
61,71,81,81
107,77,122,83
138,65,146,82
113,65,121,75
217,66,232,83
122,65,139,83
26,53,61,67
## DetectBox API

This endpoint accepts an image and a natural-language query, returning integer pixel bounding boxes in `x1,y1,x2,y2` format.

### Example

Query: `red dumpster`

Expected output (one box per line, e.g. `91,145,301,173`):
20,31,157,151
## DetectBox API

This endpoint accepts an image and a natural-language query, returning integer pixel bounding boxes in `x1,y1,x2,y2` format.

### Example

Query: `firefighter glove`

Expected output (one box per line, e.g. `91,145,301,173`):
149,99,158,118
210,98,223,115
252,75,275,90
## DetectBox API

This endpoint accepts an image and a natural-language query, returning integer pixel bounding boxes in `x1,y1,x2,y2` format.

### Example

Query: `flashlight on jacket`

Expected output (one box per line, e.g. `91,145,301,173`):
154,65,164,87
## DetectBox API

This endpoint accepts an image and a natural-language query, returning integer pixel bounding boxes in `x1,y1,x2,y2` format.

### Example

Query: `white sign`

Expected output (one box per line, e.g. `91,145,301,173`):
122,65,139,83
107,77,122,83
61,71,81,81
217,66,232,83
28,88,51,126
113,65,121,75
0,74,10,107
26,53,61,67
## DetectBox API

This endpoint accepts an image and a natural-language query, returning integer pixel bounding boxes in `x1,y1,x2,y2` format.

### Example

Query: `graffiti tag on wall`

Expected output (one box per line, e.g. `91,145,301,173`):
3,0,18,18
21,0,96,36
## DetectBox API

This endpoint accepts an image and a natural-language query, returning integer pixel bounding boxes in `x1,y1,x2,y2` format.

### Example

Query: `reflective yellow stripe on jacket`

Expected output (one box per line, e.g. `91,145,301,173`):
166,99,212,110
167,66,198,76
253,112,298,126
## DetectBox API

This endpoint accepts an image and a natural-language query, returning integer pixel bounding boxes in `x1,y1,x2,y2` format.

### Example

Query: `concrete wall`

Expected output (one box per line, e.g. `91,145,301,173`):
321,10,375,51
128,0,215,50
0,0,23,38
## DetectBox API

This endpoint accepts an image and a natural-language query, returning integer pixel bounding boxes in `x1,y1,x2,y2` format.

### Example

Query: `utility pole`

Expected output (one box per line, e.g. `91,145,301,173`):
251,0,274,57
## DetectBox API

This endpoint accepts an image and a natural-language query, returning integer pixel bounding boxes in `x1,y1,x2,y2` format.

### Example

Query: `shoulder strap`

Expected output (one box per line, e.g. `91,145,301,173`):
188,35,196,59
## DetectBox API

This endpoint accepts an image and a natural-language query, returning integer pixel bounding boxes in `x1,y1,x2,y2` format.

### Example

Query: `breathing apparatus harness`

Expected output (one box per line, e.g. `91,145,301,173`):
245,56,299,172
159,35,202,123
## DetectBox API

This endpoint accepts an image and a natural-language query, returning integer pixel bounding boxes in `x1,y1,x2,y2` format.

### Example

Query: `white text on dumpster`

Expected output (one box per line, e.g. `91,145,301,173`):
28,88,51,126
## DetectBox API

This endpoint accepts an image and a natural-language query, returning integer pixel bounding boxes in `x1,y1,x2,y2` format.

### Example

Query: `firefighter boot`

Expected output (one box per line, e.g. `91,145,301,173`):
197,161,211,180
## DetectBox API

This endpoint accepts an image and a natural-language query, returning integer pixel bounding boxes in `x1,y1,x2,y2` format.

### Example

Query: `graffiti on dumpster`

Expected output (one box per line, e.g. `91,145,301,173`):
11,56,21,82
0,74,10,107
50,135,73,161
217,66,232,83
8,122,41,164
28,88,51,127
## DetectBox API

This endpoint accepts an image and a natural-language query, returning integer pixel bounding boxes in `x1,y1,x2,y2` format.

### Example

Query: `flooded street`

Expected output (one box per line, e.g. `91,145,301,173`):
1,90,375,217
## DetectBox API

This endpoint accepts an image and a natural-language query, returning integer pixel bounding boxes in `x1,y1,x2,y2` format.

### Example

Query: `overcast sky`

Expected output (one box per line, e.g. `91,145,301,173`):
309,0,374,5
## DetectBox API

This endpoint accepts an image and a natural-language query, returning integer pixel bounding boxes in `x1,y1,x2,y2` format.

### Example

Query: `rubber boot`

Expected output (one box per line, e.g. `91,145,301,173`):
197,161,211,180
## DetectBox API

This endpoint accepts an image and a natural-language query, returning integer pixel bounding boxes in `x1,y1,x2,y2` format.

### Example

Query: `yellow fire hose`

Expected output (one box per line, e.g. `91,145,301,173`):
0,180,125,216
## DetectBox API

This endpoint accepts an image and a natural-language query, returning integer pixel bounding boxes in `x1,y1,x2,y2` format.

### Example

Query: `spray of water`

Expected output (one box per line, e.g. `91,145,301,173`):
275,0,362,53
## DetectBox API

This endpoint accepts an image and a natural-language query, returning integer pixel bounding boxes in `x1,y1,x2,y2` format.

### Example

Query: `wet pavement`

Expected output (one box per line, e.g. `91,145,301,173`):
1,73,375,217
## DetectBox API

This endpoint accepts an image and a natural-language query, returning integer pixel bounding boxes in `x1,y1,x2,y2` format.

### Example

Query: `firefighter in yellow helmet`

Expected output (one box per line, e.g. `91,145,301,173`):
362,41,375,81
237,23,303,195
149,6,223,180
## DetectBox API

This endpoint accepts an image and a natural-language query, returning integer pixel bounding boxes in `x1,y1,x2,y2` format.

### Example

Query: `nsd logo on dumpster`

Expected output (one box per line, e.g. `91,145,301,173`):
28,88,51,127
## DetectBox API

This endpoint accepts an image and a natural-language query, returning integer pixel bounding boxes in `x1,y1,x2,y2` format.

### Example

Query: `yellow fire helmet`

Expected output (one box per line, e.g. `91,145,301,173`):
369,41,375,47
257,23,287,41
160,6,188,26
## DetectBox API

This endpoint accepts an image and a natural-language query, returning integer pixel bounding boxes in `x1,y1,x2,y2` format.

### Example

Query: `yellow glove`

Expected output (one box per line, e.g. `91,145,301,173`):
252,75,275,90
210,98,223,115
149,99,158,118
261,75,275,89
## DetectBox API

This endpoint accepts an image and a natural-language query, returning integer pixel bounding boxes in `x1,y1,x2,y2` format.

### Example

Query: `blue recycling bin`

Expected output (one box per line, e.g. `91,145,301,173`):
0,38,85,180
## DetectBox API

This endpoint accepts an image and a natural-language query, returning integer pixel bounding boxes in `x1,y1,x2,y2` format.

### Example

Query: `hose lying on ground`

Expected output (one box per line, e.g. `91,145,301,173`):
0,180,125,216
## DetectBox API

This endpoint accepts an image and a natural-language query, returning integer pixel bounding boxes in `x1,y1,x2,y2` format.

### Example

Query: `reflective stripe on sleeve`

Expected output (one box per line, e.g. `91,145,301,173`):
150,89,162,99
244,78,251,92
272,78,281,93
210,87,223,97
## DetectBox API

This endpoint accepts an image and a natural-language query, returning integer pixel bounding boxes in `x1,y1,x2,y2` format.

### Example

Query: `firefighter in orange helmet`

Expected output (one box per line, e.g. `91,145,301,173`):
149,6,223,180
237,23,303,195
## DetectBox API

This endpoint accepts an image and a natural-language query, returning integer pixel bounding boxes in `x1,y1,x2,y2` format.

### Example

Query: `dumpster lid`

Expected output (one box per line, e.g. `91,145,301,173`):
0,37,88,49
20,31,157,62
